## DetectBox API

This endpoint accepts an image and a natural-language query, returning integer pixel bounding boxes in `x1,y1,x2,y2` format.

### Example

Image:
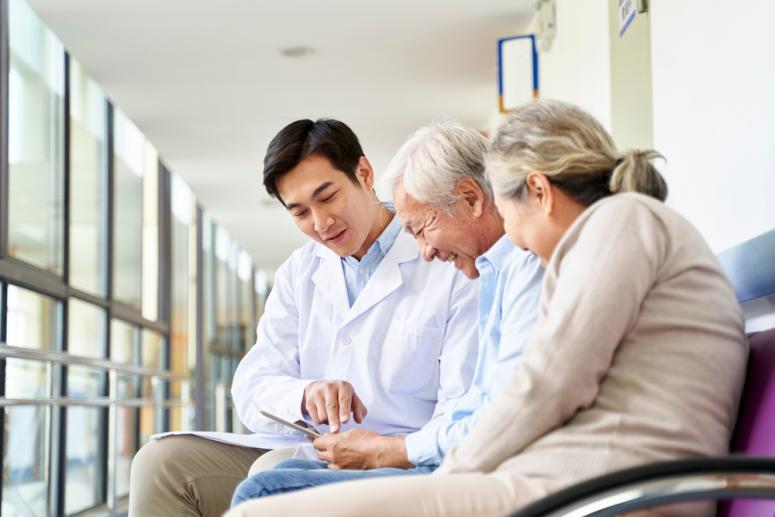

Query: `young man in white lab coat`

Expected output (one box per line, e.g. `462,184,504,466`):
128,119,479,517
226,121,543,515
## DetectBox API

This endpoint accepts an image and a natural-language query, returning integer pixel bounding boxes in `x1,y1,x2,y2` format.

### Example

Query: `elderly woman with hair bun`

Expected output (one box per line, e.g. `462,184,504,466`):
226,100,748,517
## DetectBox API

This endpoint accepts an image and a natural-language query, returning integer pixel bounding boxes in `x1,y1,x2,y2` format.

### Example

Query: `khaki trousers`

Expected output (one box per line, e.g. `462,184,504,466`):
128,435,267,517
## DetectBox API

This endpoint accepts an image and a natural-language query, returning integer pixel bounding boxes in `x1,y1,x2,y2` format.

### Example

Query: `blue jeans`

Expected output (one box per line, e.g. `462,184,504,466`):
231,459,436,506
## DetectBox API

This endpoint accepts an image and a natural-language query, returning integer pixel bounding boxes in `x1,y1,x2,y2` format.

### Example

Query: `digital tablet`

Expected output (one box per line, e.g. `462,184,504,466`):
259,409,321,439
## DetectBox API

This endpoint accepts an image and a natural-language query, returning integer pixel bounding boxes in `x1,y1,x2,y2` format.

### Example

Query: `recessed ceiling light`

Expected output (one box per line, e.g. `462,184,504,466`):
279,46,316,58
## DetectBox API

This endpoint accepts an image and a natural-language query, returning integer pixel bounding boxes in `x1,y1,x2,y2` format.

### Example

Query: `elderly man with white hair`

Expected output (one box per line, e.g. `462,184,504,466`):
226,121,544,511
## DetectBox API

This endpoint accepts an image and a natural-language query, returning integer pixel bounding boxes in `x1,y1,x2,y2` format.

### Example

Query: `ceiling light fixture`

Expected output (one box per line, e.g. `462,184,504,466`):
279,46,316,58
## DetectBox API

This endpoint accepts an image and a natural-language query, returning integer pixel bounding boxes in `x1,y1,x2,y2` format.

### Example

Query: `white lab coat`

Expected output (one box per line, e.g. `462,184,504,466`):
165,231,479,450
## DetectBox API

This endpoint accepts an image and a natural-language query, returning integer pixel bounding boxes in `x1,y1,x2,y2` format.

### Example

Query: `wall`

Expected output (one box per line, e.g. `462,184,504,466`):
536,0,613,130
526,1,774,251
608,0,654,150
650,1,775,251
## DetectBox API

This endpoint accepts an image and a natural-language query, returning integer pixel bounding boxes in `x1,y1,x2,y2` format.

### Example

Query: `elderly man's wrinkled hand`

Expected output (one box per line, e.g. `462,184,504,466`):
313,429,412,470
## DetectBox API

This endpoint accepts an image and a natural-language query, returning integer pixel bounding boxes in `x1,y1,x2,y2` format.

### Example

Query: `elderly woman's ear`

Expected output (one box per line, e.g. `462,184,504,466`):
524,172,554,215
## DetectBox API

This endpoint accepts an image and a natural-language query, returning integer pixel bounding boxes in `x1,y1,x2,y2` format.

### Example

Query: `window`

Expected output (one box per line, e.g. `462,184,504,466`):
69,59,108,296
109,319,138,498
170,175,194,430
112,109,144,309
238,250,255,353
140,329,163,445
64,300,106,514
142,144,159,321
3,285,62,515
7,0,65,274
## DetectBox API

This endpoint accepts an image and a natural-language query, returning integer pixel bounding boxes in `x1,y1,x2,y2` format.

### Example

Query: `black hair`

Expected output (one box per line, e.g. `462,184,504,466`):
262,118,365,204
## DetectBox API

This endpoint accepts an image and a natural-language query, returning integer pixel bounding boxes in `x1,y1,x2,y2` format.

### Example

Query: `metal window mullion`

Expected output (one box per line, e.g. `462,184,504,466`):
50,50,71,517
106,101,114,303
111,300,168,335
0,256,68,299
194,205,205,431
69,286,110,310
63,51,70,288
158,162,171,325
158,163,171,432
0,280,7,512
100,294,111,508
104,101,114,509
106,368,117,516
132,331,140,478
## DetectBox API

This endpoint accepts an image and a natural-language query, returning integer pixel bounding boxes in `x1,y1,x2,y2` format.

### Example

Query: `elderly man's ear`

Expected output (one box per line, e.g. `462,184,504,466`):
455,177,485,218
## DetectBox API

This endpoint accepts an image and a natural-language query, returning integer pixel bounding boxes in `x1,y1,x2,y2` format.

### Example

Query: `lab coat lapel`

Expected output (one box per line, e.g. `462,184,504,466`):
342,231,419,327
311,244,350,320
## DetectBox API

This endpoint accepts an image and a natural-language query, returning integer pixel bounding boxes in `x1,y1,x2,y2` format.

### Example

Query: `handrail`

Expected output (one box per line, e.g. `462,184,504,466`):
510,456,775,517
0,342,187,381
0,397,186,407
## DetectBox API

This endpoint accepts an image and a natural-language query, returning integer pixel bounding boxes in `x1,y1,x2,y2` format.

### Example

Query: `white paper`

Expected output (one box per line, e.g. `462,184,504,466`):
151,430,307,450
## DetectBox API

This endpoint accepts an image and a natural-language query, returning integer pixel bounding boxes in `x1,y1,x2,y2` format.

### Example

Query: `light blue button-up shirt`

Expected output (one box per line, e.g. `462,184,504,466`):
404,234,544,466
341,203,402,307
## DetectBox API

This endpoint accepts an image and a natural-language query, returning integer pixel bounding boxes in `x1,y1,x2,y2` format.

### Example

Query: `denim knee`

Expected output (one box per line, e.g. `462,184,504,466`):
231,475,270,507
273,459,328,470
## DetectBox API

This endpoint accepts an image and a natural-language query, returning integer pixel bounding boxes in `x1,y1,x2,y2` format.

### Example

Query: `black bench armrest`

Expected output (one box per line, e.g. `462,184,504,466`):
509,456,775,517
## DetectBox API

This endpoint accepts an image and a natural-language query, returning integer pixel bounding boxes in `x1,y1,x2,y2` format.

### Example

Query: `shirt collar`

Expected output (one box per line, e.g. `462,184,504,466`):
475,233,514,272
342,202,400,269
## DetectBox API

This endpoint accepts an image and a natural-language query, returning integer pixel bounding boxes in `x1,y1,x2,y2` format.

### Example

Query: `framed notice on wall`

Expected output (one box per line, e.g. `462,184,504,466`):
498,34,539,113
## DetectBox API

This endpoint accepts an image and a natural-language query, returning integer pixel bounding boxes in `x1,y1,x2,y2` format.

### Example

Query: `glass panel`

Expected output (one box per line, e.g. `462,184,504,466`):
69,58,107,297
201,214,215,430
215,227,238,352
110,319,137,364
4,359,48,399
112,109,144,309
138,388,156,446
142,144,159,321
255,270,269,335
67,366,103,399
140,329,163,443
202,214,215,349
2,406,48,516
68,298,106,358
113,373,137,497
114,405,135,498
116,374,138,400
5,285,61,351
171,175,192,378
238,250,254,355
7,0,65,274
65,407,101,514
168,381,188,432
141,328,163,370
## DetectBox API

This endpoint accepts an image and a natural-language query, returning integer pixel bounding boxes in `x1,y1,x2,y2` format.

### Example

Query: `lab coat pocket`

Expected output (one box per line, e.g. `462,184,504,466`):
380,320,444,395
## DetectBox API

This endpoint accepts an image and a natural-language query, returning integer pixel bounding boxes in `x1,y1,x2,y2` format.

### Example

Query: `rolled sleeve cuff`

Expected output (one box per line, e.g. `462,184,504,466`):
405,425,443,466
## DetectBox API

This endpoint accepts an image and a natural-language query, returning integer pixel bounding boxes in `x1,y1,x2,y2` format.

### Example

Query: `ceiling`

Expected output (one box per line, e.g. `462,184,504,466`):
26,0,535,272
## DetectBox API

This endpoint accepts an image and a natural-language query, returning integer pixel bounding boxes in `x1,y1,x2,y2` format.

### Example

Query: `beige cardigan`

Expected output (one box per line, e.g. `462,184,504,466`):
438,193,748,491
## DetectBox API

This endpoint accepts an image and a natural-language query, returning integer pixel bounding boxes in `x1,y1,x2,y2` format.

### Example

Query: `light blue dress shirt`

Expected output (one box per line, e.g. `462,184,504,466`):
341,203,401,307
404,234,544,466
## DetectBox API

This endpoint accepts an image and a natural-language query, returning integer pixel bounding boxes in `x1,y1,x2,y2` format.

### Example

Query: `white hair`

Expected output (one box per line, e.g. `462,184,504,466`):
487,99,667,205
384,120,492,210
